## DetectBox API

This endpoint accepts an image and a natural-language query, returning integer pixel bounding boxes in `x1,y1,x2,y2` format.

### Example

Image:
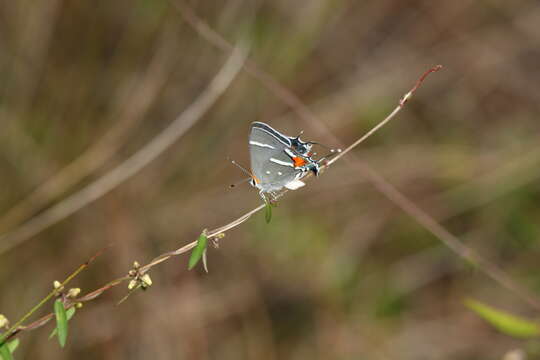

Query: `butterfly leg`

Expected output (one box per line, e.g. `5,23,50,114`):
266,191,279,205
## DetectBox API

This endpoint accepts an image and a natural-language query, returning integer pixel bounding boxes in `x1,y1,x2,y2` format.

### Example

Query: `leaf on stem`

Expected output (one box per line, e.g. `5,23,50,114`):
265,201,272,223
0,343,14,360
49,307,75,339
53,300,68,348
188,231,208,270
6,340,19,355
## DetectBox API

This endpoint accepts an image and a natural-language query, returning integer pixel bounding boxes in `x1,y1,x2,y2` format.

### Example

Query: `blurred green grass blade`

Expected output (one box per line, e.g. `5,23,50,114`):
49,307,75,339
188,232,208,270
265,202,272,223
54,300,68,347
6,340,19,355
465,298,540,338
0,343,13,360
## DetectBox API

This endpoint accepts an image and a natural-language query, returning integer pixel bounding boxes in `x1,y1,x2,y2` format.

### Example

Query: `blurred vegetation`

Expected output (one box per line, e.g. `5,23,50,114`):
1,0,540,359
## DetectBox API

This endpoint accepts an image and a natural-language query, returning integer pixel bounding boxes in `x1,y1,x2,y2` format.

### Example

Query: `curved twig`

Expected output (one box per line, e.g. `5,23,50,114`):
4,4,540,345
0,64,440,343
172,1,540,311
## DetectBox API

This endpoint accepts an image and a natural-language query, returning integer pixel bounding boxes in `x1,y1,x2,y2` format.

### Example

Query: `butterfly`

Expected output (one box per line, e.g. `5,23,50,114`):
248,122,322,200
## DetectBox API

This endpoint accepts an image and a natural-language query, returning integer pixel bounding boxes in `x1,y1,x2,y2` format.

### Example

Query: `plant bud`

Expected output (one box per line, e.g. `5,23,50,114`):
67,288,81,298
0,314,9,329
141,274,152,288
128,280,138,290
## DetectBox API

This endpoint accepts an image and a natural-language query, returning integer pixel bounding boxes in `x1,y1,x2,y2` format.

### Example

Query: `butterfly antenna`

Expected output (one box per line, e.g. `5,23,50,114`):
227,158,255,188
229,158,253,177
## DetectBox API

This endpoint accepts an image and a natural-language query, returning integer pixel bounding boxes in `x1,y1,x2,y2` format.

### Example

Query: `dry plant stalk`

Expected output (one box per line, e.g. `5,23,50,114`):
3,3,540,347
0,63,441,345
0,43,248,345
174,1,540,312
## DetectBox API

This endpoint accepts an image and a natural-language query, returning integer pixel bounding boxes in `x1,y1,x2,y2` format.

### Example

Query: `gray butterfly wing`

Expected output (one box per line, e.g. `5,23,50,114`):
249,122,302,192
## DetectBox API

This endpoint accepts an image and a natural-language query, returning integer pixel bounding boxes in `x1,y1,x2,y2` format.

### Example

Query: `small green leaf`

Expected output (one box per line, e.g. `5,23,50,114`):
6,339,19,355
49,308,75,339
188,232,208,270
465,298,540,338
265,201,272,223
54,299,68,347
0,343,13,360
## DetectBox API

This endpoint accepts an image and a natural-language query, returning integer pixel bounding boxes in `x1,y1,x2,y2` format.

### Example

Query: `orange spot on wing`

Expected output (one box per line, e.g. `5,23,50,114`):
252,175,261,184
292,157,306,167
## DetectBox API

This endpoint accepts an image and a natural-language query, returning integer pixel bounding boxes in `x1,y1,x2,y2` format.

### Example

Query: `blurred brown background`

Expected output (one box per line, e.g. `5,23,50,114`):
1,0,540,359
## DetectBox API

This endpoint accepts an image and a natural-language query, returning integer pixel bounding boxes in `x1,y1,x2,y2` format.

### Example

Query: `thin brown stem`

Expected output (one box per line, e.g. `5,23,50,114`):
0,44,247,342
327,65,442,166
326,65,442,166
4,4,540,345
0,246,106,344
0,63,449,343
173,1,540,310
